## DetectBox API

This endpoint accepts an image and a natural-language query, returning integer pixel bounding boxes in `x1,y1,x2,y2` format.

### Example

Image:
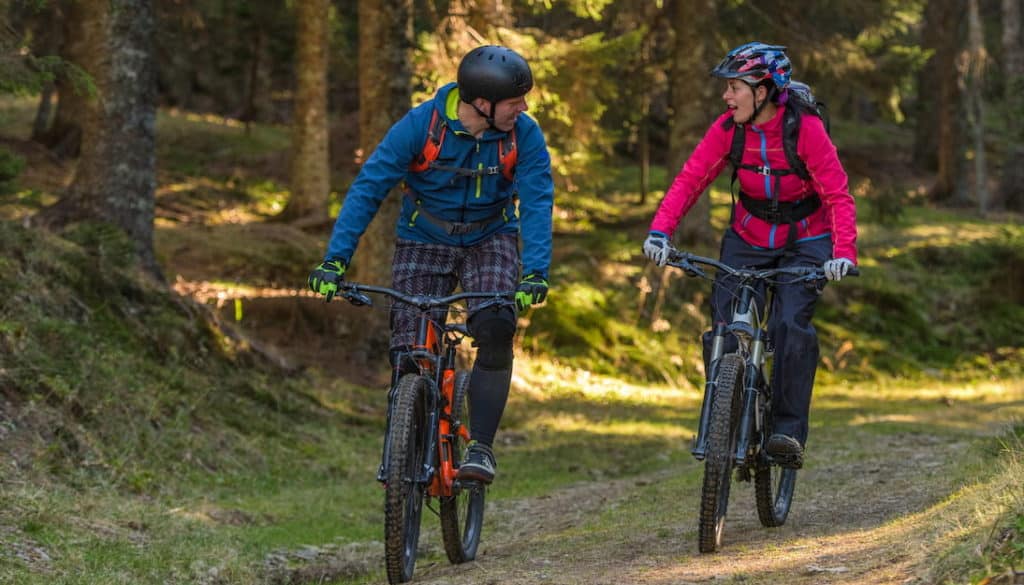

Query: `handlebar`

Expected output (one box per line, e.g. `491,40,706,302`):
331,282,515,309
666,248,859,281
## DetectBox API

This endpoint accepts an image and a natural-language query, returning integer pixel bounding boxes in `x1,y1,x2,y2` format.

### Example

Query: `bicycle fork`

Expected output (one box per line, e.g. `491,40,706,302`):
734,328,768,466
692,323,728,461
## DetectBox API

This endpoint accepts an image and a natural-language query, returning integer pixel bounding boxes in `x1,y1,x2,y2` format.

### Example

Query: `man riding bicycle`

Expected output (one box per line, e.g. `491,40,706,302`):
643,42,858,466
308,45,555,485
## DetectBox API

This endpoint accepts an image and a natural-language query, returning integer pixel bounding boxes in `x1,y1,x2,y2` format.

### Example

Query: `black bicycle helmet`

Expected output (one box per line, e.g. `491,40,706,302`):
457,45,534,105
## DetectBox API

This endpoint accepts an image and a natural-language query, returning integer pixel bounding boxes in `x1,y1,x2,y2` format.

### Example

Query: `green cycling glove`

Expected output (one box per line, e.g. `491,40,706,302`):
515,273,548,312
308,259,347,301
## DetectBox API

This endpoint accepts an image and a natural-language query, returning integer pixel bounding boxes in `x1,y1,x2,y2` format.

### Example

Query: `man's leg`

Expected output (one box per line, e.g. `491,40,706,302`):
389,239,457,379
457,233,519,483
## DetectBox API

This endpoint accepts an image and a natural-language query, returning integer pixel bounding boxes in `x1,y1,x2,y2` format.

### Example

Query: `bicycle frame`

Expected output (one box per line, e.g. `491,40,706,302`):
338,284,511,499
378,310,468,498
677,250,855,468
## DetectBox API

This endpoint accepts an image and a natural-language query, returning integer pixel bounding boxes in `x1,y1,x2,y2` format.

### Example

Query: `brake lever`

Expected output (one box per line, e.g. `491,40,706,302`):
342,290,373,307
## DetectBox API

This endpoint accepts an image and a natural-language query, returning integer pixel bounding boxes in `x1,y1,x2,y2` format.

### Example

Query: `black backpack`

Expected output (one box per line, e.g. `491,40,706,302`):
726,80,830,183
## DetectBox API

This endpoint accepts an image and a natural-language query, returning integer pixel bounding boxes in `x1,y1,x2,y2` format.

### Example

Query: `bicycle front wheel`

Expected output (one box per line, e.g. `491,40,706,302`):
440,371,485,563
384,374,428,584
754,451,797,526
698,353,743,553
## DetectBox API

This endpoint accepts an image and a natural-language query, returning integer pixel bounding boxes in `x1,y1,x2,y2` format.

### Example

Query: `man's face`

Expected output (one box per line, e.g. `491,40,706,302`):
486,95,529,132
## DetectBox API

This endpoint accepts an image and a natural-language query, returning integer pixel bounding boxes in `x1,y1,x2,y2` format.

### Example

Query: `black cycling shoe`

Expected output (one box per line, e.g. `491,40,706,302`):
765,434,804,469
457,441,496,484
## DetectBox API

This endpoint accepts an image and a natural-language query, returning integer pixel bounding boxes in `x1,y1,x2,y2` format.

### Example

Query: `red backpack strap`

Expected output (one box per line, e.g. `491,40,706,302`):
498,127,517,182
409,109,446,172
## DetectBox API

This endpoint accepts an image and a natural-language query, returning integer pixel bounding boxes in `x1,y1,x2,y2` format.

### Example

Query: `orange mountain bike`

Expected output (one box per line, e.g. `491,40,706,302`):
335,282,514,584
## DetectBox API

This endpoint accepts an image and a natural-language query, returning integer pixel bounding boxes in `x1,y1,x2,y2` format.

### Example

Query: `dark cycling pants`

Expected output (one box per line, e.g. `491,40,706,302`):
701,229,832,445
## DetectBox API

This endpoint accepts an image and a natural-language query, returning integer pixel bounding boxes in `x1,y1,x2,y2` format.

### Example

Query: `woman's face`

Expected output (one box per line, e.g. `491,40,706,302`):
722,80,757,124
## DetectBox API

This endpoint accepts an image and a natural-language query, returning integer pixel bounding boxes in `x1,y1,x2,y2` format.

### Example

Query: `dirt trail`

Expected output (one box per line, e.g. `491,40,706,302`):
404,425,982,585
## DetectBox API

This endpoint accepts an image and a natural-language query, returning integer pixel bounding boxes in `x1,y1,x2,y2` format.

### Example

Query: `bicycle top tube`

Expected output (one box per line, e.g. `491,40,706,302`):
665,247,859,282
336,282,515,310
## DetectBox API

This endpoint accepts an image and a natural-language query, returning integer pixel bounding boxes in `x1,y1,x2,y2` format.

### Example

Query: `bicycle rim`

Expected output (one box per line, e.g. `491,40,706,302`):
698,354,743,553
384,374,427,584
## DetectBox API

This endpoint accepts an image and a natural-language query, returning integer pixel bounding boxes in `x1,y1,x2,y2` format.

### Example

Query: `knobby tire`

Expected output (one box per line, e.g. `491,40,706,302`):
440,371,485,563
698,353,743,553
384,374,427,584
754,446,797,526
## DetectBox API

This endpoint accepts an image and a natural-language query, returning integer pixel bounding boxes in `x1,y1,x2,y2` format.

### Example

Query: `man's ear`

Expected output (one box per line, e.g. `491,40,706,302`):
472,97,492,112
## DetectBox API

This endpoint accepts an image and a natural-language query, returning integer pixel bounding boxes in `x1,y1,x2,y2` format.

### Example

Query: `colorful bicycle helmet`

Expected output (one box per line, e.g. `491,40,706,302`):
711,42,792,91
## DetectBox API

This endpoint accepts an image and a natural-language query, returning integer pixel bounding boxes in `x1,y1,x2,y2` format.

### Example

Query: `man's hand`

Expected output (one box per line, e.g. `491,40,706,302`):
308,259,347,301
823,258,854,281
515,273,548,312
643,232,671,267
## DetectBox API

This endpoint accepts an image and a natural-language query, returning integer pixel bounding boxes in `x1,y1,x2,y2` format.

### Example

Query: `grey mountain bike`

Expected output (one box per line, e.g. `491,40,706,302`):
665,247,857,553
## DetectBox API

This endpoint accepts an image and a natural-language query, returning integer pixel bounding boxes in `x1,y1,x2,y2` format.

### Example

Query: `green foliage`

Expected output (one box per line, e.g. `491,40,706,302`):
0,145,25,194
926,426,1024,585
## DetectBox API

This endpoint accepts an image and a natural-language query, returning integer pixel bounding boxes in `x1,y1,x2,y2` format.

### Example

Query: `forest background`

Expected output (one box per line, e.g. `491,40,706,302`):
0,0,1022,584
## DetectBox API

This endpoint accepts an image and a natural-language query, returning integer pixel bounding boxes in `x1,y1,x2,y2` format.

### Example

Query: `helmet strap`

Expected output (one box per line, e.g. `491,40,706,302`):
471,101,498,131
744,83,775,125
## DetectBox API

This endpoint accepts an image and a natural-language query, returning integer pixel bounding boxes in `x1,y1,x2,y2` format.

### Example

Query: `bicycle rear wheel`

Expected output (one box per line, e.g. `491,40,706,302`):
440,371,485,563
754,451,797,526
384,374,428,584
698,353,743,553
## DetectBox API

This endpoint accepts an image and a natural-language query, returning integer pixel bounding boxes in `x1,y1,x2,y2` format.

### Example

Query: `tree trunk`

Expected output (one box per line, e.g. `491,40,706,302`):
351,0,413,287
639,32,651,205
915,0,967,203
1000,0,1024,210
966,0,989,212
37,0,91,158
28,1,62,143
35,0,161,281
668,0,717,248
278,0,330,223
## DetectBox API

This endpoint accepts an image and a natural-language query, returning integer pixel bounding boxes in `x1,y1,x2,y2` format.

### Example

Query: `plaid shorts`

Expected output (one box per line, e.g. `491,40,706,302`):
389,233,520,349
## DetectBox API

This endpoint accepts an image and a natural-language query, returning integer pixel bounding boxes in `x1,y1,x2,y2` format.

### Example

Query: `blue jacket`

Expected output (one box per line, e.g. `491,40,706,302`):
324,82,555,279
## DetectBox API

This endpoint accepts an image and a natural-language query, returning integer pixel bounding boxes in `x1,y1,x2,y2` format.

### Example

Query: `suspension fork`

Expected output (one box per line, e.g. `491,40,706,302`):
734,328,768,466
377,381,401,483
692,322,728,460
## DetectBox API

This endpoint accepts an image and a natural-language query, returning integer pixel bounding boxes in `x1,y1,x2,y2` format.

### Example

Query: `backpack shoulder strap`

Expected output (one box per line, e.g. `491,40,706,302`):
498,128,517,182
409,109,446,173
782,105,810,181
726,120,745,190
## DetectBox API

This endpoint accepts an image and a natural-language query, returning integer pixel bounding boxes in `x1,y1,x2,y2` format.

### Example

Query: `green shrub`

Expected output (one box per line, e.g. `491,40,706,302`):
0,145,26,194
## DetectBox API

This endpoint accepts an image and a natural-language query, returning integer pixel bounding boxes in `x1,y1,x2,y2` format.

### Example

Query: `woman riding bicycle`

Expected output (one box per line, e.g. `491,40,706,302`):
308,45,555,484
643,42,858,465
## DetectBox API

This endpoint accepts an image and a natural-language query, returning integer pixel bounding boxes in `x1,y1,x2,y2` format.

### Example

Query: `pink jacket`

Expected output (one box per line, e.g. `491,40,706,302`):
650,107,858,263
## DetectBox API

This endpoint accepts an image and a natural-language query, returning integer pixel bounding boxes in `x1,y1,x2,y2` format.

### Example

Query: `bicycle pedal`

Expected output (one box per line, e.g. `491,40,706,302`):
769,454,803,469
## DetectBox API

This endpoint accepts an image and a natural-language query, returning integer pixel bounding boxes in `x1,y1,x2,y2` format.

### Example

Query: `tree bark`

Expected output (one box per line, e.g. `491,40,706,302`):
1000,0,1024,210
966,0,989,212
37,0,91,158
914,0,967,203
667,0,717,248
35,0,161,280
351,0,413,287
278,0,330,223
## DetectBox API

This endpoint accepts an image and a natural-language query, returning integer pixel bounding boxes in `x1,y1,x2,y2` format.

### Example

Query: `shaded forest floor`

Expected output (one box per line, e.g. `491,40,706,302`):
0,98,1022,584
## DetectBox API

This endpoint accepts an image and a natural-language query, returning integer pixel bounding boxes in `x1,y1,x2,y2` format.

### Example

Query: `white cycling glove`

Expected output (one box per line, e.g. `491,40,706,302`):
823,257,854,281
643,232,671,267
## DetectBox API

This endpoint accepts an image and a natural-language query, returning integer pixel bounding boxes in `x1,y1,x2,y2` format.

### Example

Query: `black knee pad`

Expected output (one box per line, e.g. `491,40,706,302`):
468,307,516,370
